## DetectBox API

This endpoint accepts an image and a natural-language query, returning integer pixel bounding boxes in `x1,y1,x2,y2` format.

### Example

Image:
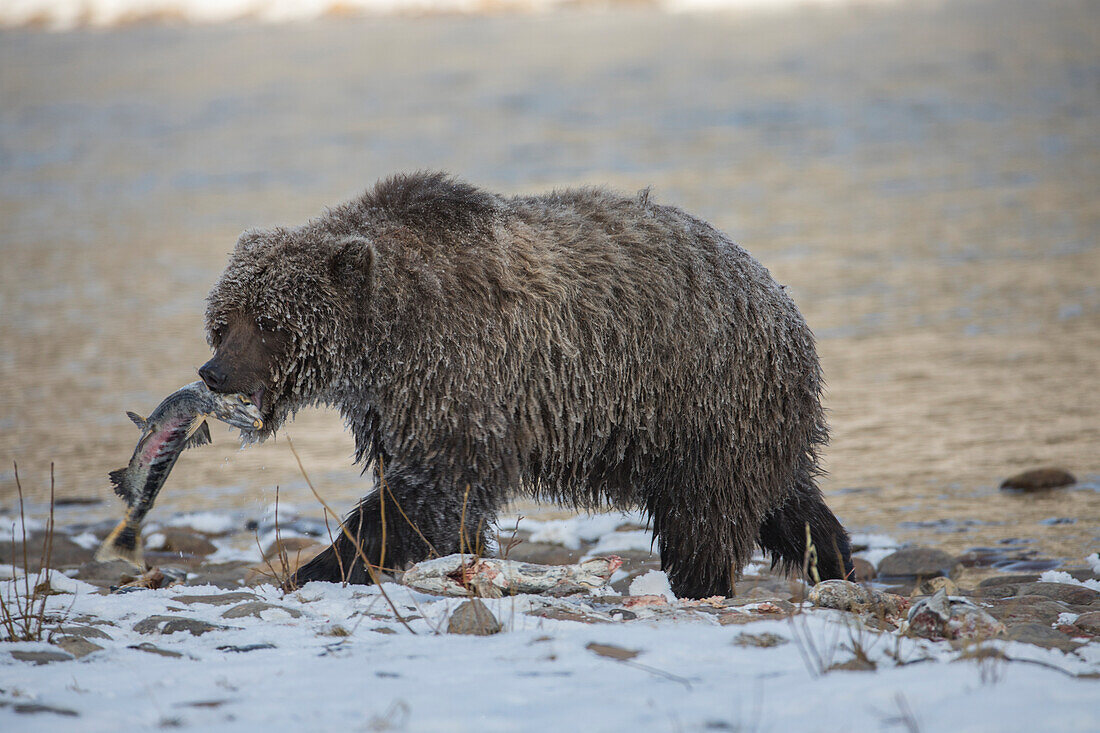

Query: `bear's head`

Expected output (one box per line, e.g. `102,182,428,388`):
202,227,373,438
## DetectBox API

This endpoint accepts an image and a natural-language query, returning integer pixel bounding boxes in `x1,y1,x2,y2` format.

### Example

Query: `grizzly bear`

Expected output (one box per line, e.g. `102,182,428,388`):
201,171,852,598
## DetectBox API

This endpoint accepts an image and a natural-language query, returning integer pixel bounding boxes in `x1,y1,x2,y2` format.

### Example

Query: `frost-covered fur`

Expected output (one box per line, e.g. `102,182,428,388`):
205,172,852,597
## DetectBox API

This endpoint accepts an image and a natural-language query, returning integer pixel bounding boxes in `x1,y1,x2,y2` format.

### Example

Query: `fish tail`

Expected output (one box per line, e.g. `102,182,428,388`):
94,515,144,568
108,467,130,501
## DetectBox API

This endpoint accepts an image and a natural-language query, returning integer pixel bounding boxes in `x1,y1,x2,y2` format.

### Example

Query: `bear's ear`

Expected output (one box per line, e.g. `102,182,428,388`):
234,229,268,253
330,236,376,295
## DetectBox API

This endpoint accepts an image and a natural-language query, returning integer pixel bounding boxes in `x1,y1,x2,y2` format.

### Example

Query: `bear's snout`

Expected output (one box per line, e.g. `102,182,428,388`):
198,359,230,392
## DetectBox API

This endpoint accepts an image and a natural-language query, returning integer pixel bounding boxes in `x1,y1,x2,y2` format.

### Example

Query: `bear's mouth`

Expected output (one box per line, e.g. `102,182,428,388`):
250,387,266,415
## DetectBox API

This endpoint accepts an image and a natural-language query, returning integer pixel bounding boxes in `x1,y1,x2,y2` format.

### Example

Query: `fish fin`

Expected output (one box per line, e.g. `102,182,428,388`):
94,518,144,568
108,467,131,501
185,420,212,449
126,411,147,430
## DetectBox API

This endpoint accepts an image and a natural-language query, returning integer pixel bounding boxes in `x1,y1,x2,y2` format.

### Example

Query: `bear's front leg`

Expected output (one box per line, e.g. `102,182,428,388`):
291,471,500,587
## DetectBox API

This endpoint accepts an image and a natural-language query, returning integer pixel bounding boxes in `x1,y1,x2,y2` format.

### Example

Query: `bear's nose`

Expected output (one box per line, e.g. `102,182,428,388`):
199,360,229,392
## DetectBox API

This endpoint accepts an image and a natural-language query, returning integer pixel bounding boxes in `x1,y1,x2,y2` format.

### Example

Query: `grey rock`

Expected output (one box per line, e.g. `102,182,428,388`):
11,649,73,664
985,597,1072,626
150,527,217,557
13,703,79,716
733,632,787,648
878,548,959,580
1000,467,1076,491
216,643,277,652
73,559,140,586
221,601,302,619
810,579,907,617
183,561,254,589
133,615,233,636
54,635,103,658
978,574,1040,589
447,599,502,635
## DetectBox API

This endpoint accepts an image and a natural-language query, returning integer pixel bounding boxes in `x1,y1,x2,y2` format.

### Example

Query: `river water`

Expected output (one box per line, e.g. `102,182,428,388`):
1,0,1097,574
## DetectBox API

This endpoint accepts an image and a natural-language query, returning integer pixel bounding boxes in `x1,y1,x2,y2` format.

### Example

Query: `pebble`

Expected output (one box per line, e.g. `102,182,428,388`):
447,599,502,635
1000,467,1076,491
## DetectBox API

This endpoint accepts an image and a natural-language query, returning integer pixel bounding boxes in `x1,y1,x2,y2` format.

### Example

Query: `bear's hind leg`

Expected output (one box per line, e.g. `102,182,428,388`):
757,473,853,583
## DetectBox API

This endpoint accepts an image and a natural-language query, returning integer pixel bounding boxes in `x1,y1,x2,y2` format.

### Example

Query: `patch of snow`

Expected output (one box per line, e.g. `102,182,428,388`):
1057,612,1080,626
165,511,241,536
628,569,676,602
1038,570,1100,592
582,530,656,558
1086,553,1100,574
850,532,900,569
68,531,100,550
0,514,46,534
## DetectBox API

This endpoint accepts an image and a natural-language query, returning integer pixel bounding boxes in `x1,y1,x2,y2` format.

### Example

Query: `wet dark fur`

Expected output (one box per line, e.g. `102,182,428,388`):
203,172,852,597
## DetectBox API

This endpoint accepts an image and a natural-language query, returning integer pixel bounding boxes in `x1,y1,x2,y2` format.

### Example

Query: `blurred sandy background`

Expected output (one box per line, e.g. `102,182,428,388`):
1,0,1097,561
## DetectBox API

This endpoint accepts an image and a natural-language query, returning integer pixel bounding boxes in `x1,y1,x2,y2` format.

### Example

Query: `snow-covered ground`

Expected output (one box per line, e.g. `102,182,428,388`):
2,514,1098,732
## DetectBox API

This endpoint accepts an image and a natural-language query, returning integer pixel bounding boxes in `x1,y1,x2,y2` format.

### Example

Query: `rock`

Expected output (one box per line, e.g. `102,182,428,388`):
917,577,960,596
216,643,277,653
1004,623,1083,652
72,559,140,586
221,601,302,620
877,548,959,581
12,703,79,716
500,542,587,566
133,615,233,636
149,527,218,556
57,625,113,640
850,557,876,582
985,597,1073,626
978,574,1040,589
907,590,1005,641
447,599,502,635
0,532,95,571
10,649,73,664
1014,582,1099,606
54,635,103,658
733,632,787,648
1073,611,1100,634
586,642,639,660
810,580,908,618
1000,467,1076,491
262,536,322,561
183,561,254,589
128,642,183,658
171,591,260,606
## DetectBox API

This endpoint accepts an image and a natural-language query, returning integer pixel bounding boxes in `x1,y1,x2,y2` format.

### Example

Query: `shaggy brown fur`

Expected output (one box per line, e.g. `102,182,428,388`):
202,171,852,598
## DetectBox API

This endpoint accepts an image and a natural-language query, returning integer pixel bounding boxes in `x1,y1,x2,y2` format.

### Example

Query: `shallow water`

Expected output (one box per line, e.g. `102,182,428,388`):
1,0,1098,569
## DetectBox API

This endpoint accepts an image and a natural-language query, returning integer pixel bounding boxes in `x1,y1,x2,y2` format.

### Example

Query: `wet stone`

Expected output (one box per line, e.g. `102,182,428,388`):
978,574,1041,589
850,557,876,582
877,548,959,581
1005,623,1083,652
182,561,254,589
221,601,302,620
54,635,103,658
448,599,502,635
262,537,322,561
171,591,260,606
1000,467,1076,491
133,615,233,636
11,649,73,664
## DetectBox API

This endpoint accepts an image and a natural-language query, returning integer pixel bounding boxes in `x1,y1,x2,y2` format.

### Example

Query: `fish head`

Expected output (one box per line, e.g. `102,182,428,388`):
208,391,265,432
